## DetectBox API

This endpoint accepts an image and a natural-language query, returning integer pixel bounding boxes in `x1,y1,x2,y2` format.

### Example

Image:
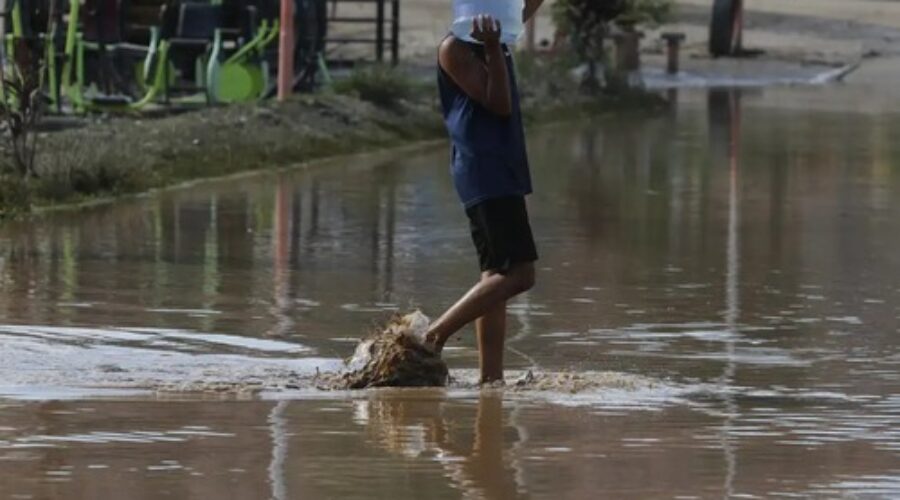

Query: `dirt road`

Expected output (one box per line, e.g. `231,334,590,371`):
677,0,900,30
327,1,900,104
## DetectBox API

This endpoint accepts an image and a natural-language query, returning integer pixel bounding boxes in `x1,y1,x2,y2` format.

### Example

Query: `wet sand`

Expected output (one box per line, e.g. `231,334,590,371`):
677,0,900,30
656,1,900,105
383,0,900,102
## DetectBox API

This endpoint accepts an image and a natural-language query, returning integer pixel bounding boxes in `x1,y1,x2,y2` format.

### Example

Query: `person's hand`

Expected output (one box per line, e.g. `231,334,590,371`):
470,14,502,46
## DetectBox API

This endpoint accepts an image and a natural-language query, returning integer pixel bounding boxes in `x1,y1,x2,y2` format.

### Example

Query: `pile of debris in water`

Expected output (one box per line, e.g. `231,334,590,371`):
318,311,448,389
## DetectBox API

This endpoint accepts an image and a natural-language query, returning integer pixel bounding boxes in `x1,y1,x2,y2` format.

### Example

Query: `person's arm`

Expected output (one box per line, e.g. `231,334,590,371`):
523,0,545,22
438,15,512,117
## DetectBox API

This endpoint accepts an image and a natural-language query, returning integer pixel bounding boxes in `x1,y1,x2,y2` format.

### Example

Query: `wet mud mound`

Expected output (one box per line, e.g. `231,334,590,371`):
507,370,658,393
442,369,662,394
320,311,449,389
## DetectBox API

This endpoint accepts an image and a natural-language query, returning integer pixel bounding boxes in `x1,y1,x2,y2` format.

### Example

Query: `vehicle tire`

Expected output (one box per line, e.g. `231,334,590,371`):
709,0,741,57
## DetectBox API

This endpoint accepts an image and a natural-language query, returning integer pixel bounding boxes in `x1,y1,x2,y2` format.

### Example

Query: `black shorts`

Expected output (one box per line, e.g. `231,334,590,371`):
466,196,538,274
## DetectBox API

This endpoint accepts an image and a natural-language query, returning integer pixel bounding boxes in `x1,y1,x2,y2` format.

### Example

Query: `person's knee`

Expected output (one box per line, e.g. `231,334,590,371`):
509,263,535,294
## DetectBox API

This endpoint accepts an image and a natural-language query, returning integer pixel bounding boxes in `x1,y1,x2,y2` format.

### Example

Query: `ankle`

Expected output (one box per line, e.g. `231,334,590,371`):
479,374,504,386
424,329,444,352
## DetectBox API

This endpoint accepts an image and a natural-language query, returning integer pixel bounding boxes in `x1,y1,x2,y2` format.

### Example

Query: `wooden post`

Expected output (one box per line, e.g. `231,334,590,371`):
613,30,643,72
661,32,686,74
277,0,294,101
524,17,536,52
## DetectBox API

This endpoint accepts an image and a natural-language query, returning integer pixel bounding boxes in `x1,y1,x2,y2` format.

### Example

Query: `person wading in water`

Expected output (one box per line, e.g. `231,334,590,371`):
417,1,545,384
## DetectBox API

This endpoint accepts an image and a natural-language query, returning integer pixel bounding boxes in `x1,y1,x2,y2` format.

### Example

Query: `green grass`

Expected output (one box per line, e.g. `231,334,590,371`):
332,65,429,109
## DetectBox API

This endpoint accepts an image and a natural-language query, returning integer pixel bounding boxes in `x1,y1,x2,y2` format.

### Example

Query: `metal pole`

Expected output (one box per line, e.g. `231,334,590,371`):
277,0,295,101
376,0,385,63
390,0,399,65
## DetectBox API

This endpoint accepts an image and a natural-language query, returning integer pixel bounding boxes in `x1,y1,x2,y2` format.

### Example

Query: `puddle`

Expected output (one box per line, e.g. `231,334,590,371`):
1,87,899,497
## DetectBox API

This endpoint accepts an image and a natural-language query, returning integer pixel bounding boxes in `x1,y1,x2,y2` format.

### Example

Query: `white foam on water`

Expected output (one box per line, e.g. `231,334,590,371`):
145,308,222,315
442,369,693,410
641,63,860,90
8,323,885,420
0,426,237,450
0,323,339,400
675,283,710,290
606,347,811,367
0,324,311,353
0,325,151,343
132,328,312,353
0,322,714,411
593,328,747,343
811,475,900,496
825,316,863,325
340,303,399,313
247,367,698,412
539,332,579,338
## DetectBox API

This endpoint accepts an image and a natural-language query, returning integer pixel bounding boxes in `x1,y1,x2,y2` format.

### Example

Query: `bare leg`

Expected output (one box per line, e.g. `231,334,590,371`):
476,286,506,383
426,262,534,352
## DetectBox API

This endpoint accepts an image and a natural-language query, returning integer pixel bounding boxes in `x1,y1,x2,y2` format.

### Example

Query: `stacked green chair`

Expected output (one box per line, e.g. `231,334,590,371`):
158,0,278,104
67,0,169,111
215,0,279,102
158,1,221,104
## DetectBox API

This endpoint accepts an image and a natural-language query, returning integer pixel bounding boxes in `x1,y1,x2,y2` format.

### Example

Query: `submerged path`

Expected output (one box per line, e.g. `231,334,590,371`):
2,16,900,492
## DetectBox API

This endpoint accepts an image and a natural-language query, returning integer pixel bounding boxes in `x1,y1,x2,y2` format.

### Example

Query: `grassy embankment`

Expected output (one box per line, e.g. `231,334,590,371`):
0,55,666,216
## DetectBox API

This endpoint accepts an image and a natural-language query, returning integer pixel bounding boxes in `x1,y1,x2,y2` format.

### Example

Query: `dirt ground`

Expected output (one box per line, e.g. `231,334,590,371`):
368,0,900,100
669,1,900,79
378,0,900,57
677,0,900,30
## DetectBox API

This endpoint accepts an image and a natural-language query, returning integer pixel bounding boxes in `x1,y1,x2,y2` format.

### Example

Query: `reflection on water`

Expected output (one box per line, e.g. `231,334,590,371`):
1,86,900,497
2,393,898,499
354,393,527,499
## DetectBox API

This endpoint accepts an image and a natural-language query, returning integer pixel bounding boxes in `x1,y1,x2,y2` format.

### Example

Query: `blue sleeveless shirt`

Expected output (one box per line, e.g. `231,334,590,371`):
438,40,532,208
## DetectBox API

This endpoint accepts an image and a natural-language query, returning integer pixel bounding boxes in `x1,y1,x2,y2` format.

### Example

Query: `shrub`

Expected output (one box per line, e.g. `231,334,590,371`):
0,38,46,182
332,65,425,109
0,0,59,211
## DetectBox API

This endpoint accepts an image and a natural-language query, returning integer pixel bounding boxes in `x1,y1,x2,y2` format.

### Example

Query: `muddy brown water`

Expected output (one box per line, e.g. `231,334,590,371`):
1,87,899,498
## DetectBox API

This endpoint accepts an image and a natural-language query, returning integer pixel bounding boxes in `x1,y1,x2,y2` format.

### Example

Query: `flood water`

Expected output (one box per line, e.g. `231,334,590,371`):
1,87,899,498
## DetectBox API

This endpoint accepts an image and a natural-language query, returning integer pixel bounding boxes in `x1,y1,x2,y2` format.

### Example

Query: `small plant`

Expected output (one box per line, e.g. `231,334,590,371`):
0,39,46,182
332,65,424,109
552,0,672,90
0,0,58,212
618,0,673,27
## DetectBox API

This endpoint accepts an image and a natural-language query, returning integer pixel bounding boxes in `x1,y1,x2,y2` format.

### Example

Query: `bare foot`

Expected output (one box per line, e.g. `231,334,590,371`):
413,329,442,355
401,311,443,355
423,332,443,355
480,378,505,388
